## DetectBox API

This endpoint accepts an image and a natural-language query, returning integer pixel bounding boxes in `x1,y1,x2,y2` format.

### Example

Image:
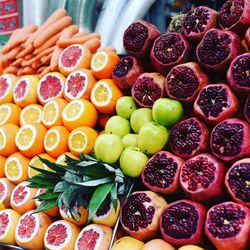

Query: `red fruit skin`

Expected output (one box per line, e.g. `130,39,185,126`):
244,95,250,123
183,6,218,42
150,32,191,76
180,153,227,203
160,199,206,246
196,28,241,72
225,158,250,208
165,62,209,103
141,151,184,194
227,53,250,92
194,83,239,125
205,202,250,250
245,27,250,49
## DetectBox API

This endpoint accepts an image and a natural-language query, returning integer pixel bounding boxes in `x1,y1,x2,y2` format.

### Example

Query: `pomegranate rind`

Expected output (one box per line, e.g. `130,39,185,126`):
244,95,250,123
0,178,15,208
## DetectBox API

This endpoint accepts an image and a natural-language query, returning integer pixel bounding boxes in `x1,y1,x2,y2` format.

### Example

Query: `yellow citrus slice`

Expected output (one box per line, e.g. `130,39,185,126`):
0,74,17,104
20,104,43,126
0,103,21,126
56,152,79,166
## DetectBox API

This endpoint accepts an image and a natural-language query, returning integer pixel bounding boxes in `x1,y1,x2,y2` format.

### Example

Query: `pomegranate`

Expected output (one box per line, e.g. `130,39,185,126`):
120,191,167,241
205,201,250,250
194,83,239,125
132,72,165,108
225,158,250,208
112,56,144,89
165,62,209,103
141,151,184,194
196,28,241,72
244,95,250,123
227,53,250,92
180,153,227,203
160,199,206,246
210,118,250,162
182,6,218,42
245,27,250,49
150,33,191,76
123,20,160,58
169,117,209,159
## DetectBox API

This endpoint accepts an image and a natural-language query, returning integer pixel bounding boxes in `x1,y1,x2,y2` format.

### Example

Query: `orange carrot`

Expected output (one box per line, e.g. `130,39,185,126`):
11,58,22,67
3,66,18,74
24,54,33,60
21,66,35,75
31,61,41,69
4,47,21,60
41,53,52,64
83,38,101,53
33,16,72,48
37,66,46,74
17,43,34,58
39,66,51,79
73,31,88,38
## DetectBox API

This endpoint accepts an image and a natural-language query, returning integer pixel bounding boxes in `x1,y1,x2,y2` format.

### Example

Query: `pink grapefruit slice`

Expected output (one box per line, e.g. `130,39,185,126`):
0,74,17,104
0,178,15,208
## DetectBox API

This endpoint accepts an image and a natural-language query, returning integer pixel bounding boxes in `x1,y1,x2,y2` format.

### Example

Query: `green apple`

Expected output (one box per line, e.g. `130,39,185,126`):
152,98,183,127
130,108,153,133
119,147,148,177
116,96,137,119
138,122,169,155
122,133,138,148
94,134,123,163
105,115,131,138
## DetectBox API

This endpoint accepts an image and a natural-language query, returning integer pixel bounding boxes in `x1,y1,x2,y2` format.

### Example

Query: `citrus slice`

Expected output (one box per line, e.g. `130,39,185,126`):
0,156,6,177
0,103,21,126
0,74,17,104
91,49,120,79
44,126,69,158
13,75,39,108
42,98,68,128
68,126,98,156
15,123,47,157
15,210,52,249
37,72,65,105
0,124,19,156
44,220,80,250
58,44,92,76
28,153,55,178
56,152,79,166
20,104,43,126
62,99,98,131
0,209,21,245
90,79,123,114
4,152,29,184
10,181,37,215
0,178,15,208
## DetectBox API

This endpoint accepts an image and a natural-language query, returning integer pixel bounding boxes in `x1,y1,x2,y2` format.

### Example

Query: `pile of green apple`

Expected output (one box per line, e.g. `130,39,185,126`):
94,96,183,178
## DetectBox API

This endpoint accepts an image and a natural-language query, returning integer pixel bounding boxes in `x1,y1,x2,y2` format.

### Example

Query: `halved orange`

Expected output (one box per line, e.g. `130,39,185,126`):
90,79,123,114
68,126,98,156
62,99,98,131
0,103,21,126
41,98,68,128
91,49,120,79
0,178,15,208
56,152,79,166
0,74,17,104
44,126,70,158
15,123,47,157
19,104,43,126
0,156,6,177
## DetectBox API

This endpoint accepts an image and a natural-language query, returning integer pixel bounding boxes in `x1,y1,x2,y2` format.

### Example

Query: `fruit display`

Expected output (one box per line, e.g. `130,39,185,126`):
0,1,249,249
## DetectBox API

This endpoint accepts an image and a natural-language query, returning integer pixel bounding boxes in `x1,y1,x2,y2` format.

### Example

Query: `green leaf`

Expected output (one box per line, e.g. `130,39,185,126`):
59,184,79,208
64,154,80,165
76,161,98,167
38,156,66,173
35,191,58,201
88,183,114,223
33,199,58,214
28,165,60,177
110,183,118,210
27,175,55,189
80,153,97,162
76,177,113,187
81,165,110,178
63,172,82,183
54,181,70,193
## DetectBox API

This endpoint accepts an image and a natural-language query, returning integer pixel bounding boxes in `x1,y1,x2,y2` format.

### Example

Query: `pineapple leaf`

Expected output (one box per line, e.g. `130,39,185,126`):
81,165,109,178
76,160,98,167
27,175,56,188
110,183,118,210
76,177,113,187
28,165,61,177
64,154,80,165
37,156,66,173
63,172,82,183
33,199,58,214
54,181,70,193
35,191,58,201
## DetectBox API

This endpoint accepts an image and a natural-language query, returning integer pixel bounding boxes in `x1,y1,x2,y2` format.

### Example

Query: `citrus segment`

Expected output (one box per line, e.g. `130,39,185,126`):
13,75,39,108
0,103,21,126
37,72,65,105
91,79,123,114
0,178,15,208
62,99,98,131
58,44,92,76
68,127,98,156
0,124,19,156
44,126,69,157
56,152,79,166
20,104,43,126
0,74,17,104
15,123,47,157
42,98,68,128
0,156,6,177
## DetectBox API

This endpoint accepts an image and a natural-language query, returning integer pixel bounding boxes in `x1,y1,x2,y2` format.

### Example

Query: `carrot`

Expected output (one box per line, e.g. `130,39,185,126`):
83,38,101,53
21,66,35,75
41,53,52,64
33,16,72,48
3,66,18,74
31,61,41,69
39,66,51,79
37,66,46,74
73,31,88,38
24,54,33,60
11,58,22,67
17,43,34,58
4,47,21,60
50,47,62,71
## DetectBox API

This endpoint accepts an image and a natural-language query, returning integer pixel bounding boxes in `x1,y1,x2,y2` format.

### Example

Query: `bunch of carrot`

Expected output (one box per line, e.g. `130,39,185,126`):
1,8,101,78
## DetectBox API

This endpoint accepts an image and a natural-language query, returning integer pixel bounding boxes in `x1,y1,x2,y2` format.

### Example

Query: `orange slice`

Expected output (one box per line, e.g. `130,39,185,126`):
0,178,15,208
44,126,69,158
19,104,43,126
58,44,92,76
0,74,17,104
41,98,68,128
56,152,79,166
0,103,21,126
0,124,19,157
13,75,39,108
68,126,98,156
0,156,6,177
4,152,29,184
90,79,123,114
62,99,98,131
64,69,96,101
91,49,120,79
15,123,47,157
